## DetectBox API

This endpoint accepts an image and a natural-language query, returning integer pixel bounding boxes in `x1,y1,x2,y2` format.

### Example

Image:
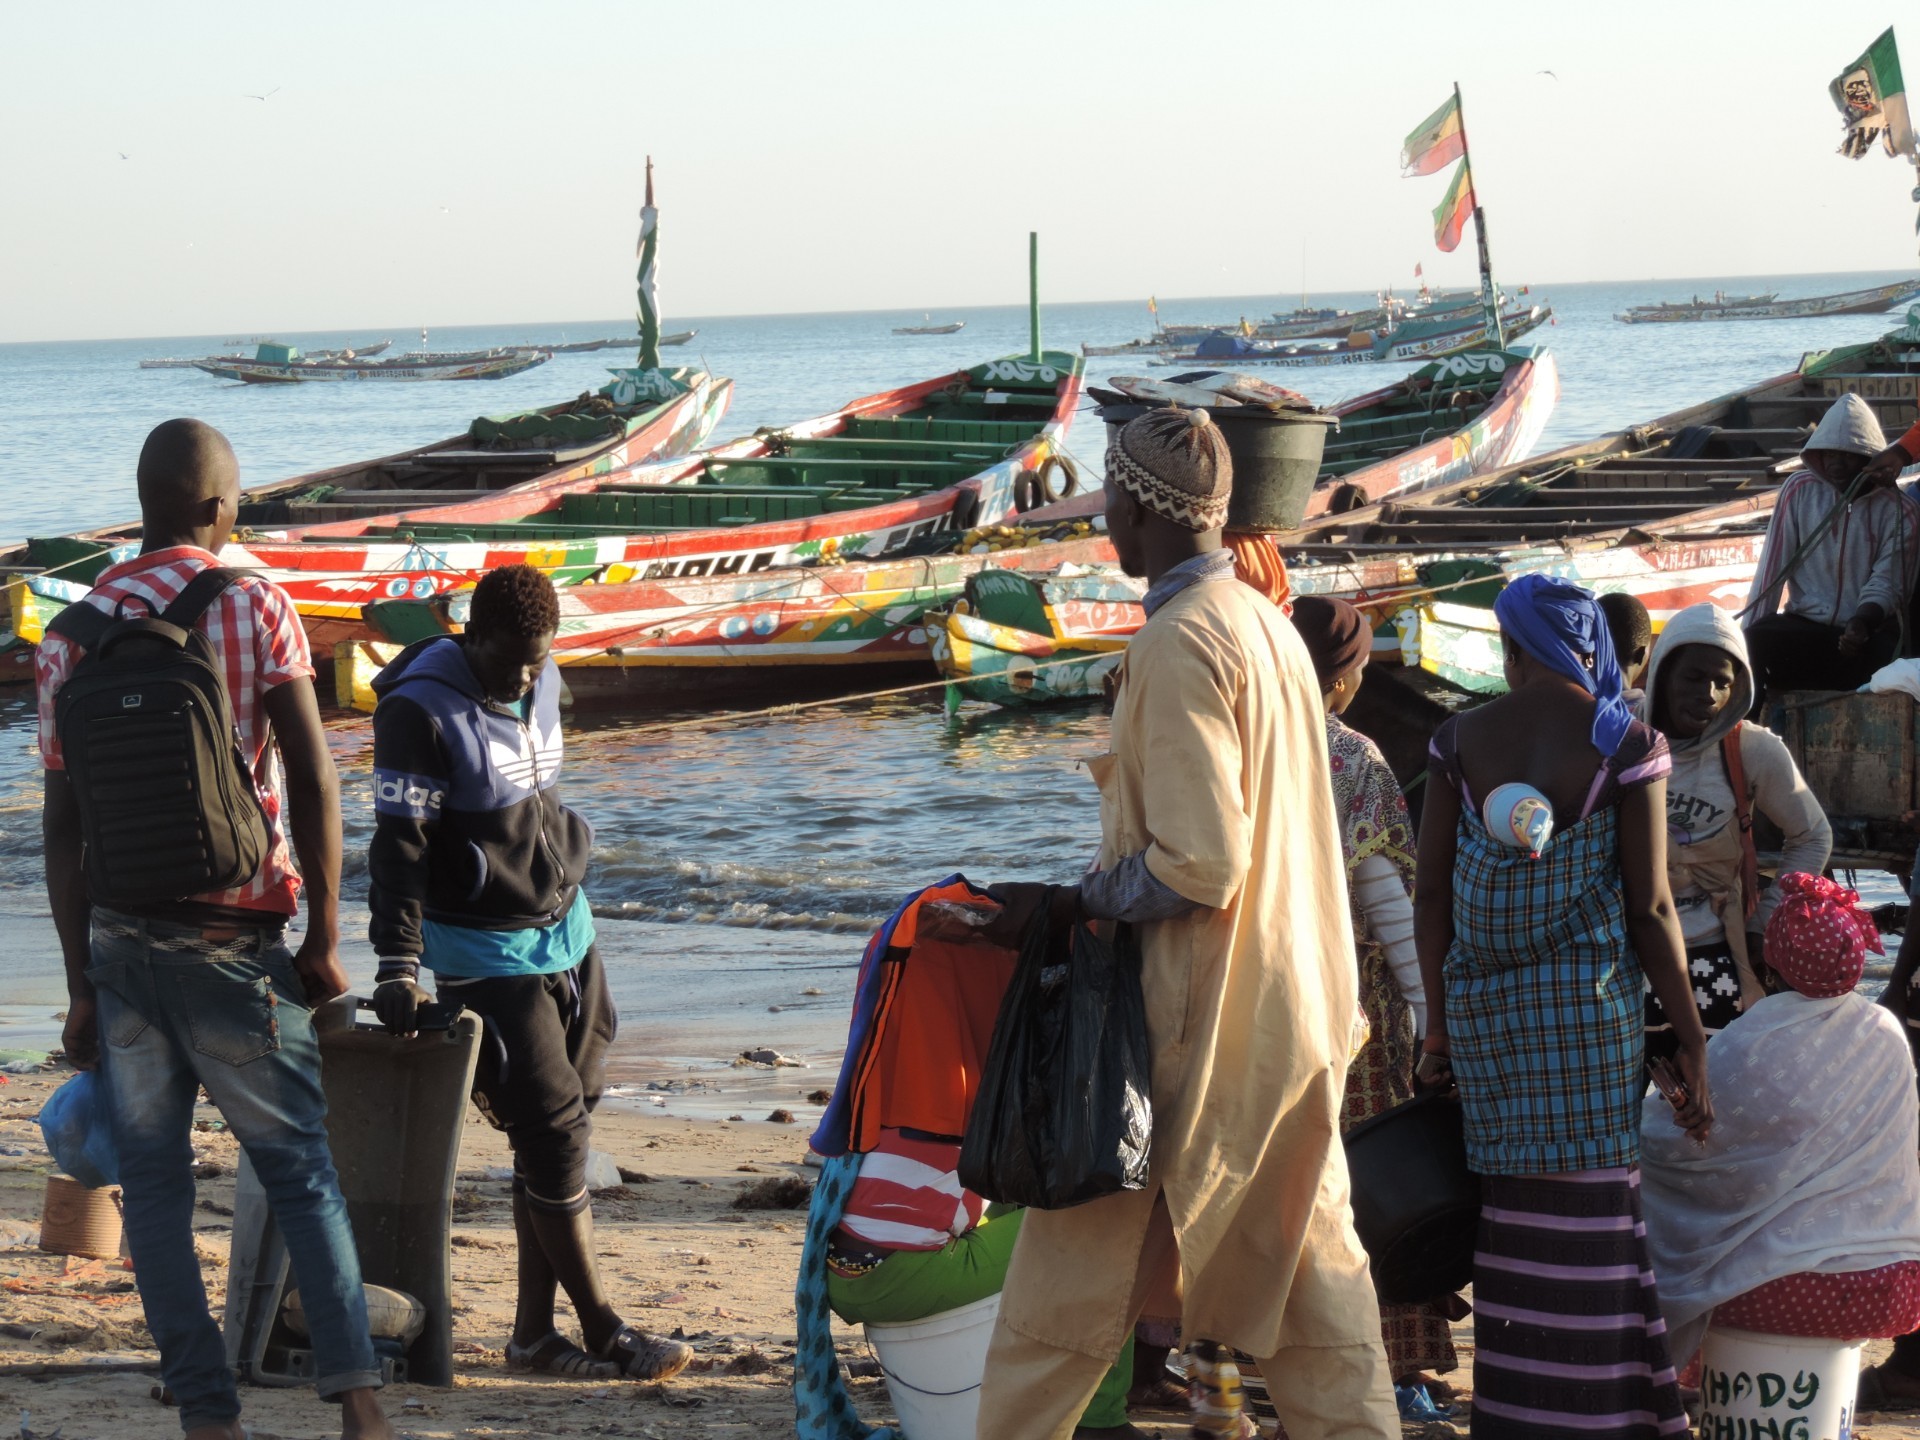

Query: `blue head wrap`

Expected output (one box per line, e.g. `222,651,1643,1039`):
1492,573,1633,758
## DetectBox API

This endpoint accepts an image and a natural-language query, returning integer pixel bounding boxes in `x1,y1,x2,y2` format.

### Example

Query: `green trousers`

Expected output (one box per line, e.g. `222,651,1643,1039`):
827,1207,1134,1429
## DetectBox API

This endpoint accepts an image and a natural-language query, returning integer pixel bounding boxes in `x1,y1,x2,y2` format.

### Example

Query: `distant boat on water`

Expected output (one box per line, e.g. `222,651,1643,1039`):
1617,278,1920,323
194,340,549,383
894,314,966,335
141,338,391,369
547,330,697,353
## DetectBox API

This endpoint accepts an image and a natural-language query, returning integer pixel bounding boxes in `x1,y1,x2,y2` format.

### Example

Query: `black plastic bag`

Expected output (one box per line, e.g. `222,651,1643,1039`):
958,899,1153,1209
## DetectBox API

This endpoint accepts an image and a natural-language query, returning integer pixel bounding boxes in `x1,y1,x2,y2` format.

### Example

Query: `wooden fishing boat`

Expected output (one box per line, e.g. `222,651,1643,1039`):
234,352,1084,596
0,368,732,669
547,331,696,353
894,318,966,336
1617,279,1920,324
142,339,392,369
195,341,551,383
1152,305,1550,369
931,344,1558,703
939,323,1920,746
333,522,1112,712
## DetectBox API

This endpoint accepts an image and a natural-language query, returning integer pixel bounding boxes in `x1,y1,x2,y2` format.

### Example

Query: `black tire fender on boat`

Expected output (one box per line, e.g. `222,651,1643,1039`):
951,487,982,532
1012,471,1039,513
1035,452,1080,503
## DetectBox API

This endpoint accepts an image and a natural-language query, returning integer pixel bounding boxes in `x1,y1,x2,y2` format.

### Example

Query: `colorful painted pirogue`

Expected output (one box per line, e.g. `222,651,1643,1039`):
194,340,550,383
937,320,1920,746
339,345,1546,710
0,367,732,674
1616,278,1920,324
335,522,1111,712
238,350,1084,600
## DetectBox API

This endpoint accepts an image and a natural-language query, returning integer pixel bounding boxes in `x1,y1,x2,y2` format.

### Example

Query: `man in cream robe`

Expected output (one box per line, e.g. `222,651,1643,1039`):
977,408,1396,1440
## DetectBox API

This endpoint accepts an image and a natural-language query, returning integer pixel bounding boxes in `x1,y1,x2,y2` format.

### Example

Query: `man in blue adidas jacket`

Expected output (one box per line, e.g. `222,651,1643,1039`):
368,564,689,1383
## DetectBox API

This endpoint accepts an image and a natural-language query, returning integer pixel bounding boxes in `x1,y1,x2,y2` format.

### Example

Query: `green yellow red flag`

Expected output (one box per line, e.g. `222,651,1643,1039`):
1401,94,1466,177
1833,28,1913,160
1432,160,1475,253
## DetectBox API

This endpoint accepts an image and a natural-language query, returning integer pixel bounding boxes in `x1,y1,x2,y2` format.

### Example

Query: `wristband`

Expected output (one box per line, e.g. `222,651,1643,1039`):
374,957,420,986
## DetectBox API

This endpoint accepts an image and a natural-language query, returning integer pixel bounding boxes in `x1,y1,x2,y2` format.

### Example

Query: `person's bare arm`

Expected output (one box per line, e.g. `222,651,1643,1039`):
43,772,97,1069
1411,770,1461,1089
1619,778,1712,1139
262,677,346,1004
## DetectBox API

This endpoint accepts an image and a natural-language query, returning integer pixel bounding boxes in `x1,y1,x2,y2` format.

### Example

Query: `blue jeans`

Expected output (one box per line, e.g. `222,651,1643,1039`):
87,909,379,1431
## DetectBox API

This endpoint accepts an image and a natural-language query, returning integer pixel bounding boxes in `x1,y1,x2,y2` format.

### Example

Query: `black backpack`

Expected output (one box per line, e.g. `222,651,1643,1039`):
49,567,271,908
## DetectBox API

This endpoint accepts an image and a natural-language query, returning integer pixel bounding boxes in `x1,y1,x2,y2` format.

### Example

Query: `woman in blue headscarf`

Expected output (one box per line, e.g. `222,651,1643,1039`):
1411,573,1713,1440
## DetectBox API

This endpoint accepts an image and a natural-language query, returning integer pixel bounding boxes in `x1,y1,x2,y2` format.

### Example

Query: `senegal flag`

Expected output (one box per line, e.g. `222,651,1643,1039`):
1833,28,1914,160
1402,94,1466,177
1432,160,1475,253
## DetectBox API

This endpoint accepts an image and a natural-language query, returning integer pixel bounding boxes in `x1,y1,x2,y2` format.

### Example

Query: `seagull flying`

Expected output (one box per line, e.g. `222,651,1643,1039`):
1537,69,1558,80
118,152,129,160
244,87,280,101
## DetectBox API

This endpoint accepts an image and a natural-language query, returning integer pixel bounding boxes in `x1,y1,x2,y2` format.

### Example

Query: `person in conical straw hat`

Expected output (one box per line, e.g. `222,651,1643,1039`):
974,407,1398,1440
1743,392,1920,708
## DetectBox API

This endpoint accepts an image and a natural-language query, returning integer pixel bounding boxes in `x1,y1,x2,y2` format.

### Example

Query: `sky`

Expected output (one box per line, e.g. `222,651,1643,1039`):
5,1,1920,342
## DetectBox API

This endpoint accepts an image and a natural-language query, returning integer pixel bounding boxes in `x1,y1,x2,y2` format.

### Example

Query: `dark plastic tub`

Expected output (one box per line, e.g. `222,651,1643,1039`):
1208,405,1339,532
1342,1092,1479,1304
1091,399,1337,532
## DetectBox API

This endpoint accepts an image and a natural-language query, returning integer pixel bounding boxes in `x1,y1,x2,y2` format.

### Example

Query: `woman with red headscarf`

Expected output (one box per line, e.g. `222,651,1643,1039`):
1641,872,1920,1371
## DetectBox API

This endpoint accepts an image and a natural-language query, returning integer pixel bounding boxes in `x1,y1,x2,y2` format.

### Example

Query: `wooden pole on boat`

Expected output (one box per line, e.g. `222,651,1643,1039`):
1029,231,1042,362
1452,82,1506,349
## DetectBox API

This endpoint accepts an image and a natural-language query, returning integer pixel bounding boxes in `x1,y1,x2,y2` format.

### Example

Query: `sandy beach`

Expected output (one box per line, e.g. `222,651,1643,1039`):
0,1047,1915,1439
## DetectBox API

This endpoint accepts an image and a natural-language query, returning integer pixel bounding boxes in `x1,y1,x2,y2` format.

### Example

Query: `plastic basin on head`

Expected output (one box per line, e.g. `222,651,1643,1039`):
1207,407,1339,532
1341,1092,1478,1304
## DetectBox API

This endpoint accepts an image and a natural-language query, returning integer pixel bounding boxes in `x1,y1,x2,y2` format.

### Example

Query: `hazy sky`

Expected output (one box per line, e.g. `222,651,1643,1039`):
6,1,1920,342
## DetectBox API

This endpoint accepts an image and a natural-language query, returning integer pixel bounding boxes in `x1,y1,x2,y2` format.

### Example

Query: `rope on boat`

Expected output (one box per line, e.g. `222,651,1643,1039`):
612,654,1113,737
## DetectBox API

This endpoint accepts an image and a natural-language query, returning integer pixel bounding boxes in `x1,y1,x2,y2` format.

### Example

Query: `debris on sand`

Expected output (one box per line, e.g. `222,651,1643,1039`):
735,1048,802,1068
766,1109,796,1125
731,1175,812,1211
806,1089,832,1106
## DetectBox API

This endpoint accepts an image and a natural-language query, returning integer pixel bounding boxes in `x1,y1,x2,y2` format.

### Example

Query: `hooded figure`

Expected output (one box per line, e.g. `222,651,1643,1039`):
1743,392,1920,706
1637,604,1831,1058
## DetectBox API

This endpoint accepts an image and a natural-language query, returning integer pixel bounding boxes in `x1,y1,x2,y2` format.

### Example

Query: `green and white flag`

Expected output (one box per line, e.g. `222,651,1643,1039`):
635,156,661,370
1833,28,1914,160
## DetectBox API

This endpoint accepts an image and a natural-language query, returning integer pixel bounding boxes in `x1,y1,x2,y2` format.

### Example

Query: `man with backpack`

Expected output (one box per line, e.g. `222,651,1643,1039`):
40,419,391,1440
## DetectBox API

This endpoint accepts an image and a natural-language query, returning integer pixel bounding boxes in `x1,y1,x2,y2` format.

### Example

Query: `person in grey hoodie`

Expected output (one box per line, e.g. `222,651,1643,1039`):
1638,603,1832,1060
1742,392,1920,707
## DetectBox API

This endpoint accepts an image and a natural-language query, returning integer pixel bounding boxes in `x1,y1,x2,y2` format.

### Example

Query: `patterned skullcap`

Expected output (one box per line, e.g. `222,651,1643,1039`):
1763,871,1883,997
1108,407,1233,532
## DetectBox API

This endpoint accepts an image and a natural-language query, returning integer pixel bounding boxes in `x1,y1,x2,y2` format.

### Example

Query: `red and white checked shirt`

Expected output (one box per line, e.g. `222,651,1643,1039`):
36,546,315,917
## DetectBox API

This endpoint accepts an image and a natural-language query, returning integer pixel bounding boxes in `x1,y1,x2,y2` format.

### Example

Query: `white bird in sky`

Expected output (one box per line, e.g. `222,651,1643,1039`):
118,151,129,160
244,87,280,101
1537,69,1558,80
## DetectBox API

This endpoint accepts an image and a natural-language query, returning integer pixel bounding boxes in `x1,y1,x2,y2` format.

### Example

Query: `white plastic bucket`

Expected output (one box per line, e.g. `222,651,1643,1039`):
1699,1326,1863,1440
864,1292,1001,1440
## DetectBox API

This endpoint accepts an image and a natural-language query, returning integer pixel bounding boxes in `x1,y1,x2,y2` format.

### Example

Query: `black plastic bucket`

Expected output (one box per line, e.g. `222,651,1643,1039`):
1091,398,1336,532
1341,1092,1478,1304
1208,406,1339,532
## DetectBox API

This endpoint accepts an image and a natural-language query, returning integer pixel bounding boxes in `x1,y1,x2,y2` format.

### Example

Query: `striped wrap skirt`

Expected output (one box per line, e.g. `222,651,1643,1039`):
1470,1168,1688,1439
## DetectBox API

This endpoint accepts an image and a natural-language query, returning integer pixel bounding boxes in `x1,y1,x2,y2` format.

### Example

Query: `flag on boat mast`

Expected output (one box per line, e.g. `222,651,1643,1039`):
1833,28,1914,160
1431,160,1475,253
636,156,661,370
1403,84,1502,347
1401,93,1467,177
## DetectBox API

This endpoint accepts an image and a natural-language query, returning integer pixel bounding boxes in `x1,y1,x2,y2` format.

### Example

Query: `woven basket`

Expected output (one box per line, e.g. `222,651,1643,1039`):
39,1174,123,1260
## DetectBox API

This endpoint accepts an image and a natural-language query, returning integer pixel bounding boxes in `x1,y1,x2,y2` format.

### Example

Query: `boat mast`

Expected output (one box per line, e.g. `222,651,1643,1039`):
1028,231,1042,362
637,156,661,372
1452,81,1506,348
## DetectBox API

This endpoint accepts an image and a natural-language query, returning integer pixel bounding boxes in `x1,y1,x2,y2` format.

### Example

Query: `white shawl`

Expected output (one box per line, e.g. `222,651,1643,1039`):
1640,991,1920,1361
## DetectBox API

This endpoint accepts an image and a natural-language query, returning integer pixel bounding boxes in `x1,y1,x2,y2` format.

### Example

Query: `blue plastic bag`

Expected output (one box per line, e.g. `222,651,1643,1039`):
37,1071,118,1189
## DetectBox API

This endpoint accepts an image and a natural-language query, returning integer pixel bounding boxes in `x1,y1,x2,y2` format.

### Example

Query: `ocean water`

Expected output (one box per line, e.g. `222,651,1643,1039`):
0,271,1911,1069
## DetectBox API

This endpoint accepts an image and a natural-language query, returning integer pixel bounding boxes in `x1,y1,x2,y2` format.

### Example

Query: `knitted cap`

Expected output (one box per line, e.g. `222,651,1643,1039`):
1108,407,1233,531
